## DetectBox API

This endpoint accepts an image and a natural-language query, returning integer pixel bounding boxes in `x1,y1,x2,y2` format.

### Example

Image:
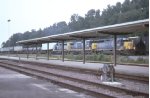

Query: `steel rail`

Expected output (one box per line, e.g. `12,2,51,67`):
0,60,148,98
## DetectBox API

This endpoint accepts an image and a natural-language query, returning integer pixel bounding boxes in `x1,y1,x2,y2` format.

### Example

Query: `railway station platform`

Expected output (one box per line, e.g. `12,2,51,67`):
0,65,94,98
0,56,148,78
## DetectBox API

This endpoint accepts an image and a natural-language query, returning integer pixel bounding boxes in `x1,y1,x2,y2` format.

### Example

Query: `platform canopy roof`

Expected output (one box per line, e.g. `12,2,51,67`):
17,19,149,45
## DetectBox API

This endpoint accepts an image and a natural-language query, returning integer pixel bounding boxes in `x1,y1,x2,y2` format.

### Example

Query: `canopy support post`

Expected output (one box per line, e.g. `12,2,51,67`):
83,38,86,64
47,43,49,60
62,41,64,62
36,44,38,60
111,34,117,82
113,34,117,67
27,45,29,59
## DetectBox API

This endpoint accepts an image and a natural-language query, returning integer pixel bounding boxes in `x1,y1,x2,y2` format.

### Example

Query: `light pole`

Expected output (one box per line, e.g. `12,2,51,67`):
7,19,11,57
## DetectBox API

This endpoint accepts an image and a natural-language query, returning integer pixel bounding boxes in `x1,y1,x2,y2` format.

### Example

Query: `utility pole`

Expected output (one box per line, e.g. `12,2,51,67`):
7,19,11,57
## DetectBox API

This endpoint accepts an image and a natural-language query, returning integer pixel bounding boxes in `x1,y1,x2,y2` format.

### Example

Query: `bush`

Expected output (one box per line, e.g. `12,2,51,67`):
118,56,148,64
64,53,148,64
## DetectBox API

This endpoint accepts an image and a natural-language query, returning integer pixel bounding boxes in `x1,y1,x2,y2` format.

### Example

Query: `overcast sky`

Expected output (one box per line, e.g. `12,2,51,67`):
0,0,125,47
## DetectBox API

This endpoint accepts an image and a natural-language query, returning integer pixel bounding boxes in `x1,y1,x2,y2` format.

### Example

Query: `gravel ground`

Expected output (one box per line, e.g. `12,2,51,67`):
16,62,148,94
0,61,148,98
0,66,95,98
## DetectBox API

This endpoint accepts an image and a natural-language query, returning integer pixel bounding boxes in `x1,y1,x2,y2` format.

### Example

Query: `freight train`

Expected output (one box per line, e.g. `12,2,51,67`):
0,36,148,55
52,36,148,55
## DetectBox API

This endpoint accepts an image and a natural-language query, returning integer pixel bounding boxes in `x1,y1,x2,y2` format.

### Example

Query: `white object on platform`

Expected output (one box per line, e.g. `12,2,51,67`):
102,81,122,86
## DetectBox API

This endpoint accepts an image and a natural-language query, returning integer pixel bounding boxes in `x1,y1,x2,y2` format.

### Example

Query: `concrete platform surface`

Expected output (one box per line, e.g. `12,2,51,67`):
0,56,148,77
0,66,94,98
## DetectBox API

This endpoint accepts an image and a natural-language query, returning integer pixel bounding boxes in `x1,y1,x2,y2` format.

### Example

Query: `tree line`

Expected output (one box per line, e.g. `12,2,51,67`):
1,0,149,47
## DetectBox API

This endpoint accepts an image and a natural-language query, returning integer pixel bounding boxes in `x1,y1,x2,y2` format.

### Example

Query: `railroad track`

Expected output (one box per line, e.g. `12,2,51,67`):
1,56,149,67
0,60,148,98
4,58,148,83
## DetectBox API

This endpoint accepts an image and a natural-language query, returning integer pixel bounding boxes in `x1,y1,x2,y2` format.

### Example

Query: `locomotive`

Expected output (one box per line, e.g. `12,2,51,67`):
122,37,147,55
